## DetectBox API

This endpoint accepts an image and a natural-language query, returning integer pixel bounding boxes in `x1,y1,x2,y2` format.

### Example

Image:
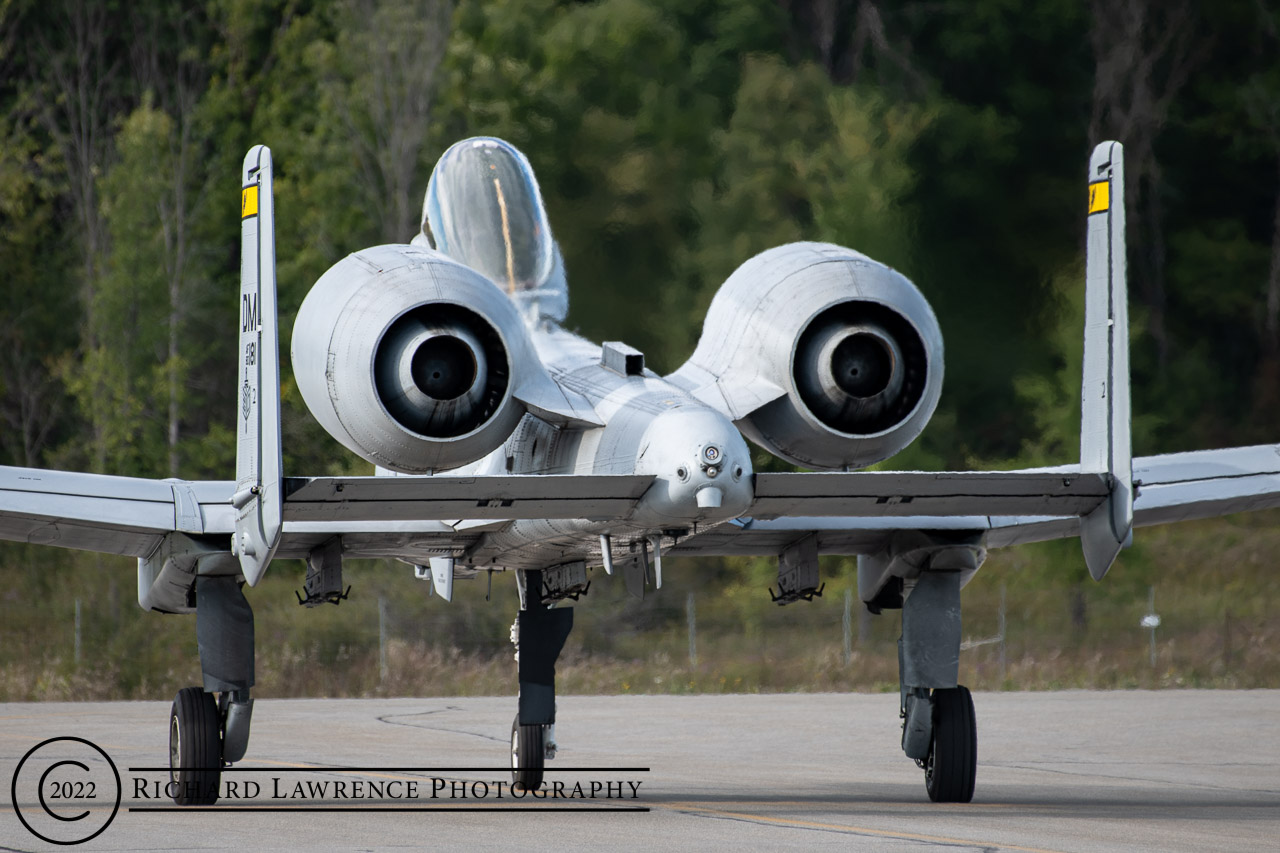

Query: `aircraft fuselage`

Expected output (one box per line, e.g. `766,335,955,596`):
458,326,754,570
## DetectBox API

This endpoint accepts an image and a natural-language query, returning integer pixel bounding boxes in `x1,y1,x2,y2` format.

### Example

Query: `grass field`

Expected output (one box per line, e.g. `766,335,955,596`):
2,510,1277,701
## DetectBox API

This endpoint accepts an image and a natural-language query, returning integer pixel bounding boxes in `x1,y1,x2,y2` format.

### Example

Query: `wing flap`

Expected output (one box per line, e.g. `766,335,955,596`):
0,515,168,558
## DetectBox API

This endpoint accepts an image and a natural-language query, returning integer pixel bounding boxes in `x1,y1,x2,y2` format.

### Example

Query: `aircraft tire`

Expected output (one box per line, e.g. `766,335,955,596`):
924,685,976,803
169,686,223,805
511,715,545,792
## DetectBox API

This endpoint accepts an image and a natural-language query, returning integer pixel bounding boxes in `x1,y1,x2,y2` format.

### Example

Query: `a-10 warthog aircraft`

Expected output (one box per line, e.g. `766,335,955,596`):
2,137,1277,806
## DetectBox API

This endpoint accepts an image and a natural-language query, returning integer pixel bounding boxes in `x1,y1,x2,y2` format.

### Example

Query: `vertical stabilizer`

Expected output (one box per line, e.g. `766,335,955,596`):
1079,141,1132,580
233,145,283,586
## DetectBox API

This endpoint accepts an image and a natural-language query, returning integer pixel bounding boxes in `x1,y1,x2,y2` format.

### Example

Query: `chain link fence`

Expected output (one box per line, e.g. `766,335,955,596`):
2,546,1277,700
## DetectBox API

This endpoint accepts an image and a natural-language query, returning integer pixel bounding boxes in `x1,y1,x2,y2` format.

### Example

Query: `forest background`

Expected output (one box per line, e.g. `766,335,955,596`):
1,0,1277,700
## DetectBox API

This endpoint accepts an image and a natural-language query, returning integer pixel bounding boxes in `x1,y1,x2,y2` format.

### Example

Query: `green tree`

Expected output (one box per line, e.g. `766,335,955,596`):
0,106,77,467
678,55,929,342
442,0,785,371
67,101,183,476
677,56,933,469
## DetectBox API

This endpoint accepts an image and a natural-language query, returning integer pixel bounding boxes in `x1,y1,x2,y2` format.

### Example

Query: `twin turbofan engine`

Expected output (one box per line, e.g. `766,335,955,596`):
292,244,555,473
673,242,944,470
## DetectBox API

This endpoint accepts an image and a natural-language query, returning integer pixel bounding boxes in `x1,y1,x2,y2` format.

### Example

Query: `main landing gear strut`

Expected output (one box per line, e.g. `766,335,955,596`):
510,568,574,791
897,570,977,803
169,575,256,806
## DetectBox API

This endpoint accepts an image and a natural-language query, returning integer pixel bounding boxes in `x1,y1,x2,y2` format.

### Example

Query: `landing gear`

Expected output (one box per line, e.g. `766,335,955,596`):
169,687,221,805
511,715,546,791
893,570,978,803
167,575,257,806
924,685,977,803
510,569,573,791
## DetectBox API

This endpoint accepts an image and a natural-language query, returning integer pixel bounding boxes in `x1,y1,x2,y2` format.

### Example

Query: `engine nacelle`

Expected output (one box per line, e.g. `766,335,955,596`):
673,242,943,470
292,244,544,473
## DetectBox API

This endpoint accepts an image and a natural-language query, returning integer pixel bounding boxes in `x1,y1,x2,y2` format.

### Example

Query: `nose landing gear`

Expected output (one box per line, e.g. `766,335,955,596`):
509,568,573,791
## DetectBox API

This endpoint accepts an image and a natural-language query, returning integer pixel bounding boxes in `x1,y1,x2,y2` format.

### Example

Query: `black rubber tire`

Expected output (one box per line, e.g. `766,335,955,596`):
511,715,545,792
169,687,222,805
925,685,977,803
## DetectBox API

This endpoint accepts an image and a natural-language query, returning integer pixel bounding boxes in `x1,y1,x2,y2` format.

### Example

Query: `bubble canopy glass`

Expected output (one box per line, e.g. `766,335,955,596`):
424,137,555,292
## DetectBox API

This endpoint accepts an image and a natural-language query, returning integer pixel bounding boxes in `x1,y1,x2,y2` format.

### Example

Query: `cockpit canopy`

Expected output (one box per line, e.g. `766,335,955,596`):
422,137,555,293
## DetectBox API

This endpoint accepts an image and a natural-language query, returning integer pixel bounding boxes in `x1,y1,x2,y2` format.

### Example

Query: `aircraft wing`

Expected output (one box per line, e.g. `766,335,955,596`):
668,443,1280,557
0,467,235,558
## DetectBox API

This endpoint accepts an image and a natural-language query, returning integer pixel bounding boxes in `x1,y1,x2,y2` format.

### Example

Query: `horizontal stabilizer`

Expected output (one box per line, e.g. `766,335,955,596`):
282,474,654,521
4,442,1279,568
749,470,1108,519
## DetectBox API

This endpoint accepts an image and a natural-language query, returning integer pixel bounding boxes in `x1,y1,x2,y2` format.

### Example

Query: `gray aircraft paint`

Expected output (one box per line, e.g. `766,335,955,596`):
233,145,282,587
1079,141,1133,580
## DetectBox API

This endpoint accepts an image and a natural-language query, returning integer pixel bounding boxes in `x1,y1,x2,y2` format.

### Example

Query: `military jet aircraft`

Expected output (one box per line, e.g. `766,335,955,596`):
2,137,1278,806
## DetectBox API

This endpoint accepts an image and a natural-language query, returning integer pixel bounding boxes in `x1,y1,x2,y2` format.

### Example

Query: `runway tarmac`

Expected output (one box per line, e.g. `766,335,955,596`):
2,691,1277,851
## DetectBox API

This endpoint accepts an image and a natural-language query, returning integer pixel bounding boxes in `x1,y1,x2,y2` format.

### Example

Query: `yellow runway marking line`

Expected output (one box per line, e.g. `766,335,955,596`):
129,802,632,810
0,706,107,712
663,798,1021,811
0,731,137,753
658,803,1069,853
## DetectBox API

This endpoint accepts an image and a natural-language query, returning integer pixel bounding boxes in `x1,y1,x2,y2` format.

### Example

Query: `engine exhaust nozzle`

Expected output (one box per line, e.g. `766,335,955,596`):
374,306,504,438
796,318,906,434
